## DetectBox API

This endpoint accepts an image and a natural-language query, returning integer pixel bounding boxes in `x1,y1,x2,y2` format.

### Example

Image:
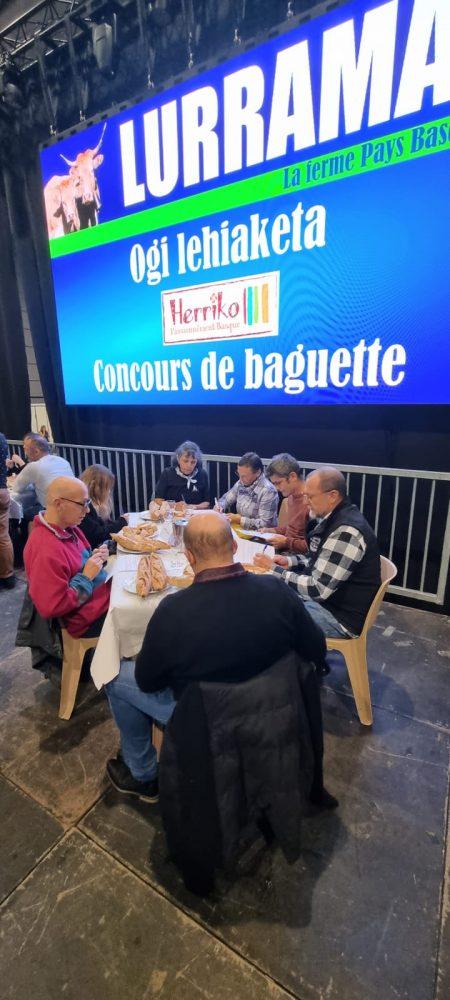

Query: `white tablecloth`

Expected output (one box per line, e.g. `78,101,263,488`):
90,513,273,689
8,491,23,520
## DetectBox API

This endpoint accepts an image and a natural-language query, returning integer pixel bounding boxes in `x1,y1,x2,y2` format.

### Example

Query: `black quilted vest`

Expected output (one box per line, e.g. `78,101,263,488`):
305,500,381,635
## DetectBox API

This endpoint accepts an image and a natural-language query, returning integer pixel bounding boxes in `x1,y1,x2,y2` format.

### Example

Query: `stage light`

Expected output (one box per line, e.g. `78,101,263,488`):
0,63,25,111
91,17,118,75
148,0,174,29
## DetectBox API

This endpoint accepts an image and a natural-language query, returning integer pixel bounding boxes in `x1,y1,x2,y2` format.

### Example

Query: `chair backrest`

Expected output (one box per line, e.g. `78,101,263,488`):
362,555,397,636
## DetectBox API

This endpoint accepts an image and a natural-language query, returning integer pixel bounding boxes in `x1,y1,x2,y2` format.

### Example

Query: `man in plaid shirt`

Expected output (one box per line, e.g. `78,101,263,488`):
255,467,380,638
218,452,278,531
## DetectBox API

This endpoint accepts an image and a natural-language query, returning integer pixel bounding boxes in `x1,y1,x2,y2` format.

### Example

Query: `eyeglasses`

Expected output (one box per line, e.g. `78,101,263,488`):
60,497,90,509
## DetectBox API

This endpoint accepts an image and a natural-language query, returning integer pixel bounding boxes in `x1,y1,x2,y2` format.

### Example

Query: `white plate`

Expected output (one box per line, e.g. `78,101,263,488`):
122,576,169,596
139,509,170,522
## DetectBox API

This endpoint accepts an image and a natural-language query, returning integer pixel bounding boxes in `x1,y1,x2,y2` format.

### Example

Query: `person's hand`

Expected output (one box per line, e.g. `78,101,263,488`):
10,453,25,467
92,543,109,563
122,513,130,522
274,555,290,568
6,458,14,469
83,554,105,580
226,513,241,525
254,553,276,571
268,534,288,549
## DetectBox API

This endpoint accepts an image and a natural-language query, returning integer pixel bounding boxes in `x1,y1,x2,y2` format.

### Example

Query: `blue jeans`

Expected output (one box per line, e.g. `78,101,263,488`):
106,660,176,781
301,599,350,638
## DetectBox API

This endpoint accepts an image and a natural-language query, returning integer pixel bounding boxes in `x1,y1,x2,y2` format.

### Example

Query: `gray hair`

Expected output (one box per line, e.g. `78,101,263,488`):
172,440,202,468
266,453,302,480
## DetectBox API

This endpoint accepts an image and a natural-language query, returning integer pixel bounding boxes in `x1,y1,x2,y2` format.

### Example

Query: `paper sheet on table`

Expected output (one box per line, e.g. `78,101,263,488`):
160,551,190,577
236,529,278,542
115,553,141,573
234,536,274,564
104,555,116,582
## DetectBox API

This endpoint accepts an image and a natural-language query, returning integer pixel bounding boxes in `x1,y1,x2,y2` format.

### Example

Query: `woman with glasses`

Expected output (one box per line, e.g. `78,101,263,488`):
79,464,129,549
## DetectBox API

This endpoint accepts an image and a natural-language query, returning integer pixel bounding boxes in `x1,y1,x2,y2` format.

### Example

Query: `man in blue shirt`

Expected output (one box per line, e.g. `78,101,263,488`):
13,433,74,523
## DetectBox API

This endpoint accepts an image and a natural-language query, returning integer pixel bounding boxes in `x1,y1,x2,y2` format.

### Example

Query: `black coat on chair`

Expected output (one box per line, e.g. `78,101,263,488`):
159,652,324,895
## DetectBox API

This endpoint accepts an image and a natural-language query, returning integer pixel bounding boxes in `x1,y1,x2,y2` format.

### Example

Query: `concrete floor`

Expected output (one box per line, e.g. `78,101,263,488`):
0,578,449,1000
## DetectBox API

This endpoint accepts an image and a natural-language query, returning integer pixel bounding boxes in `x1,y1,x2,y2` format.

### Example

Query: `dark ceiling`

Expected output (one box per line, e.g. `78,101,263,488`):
0,1,344,148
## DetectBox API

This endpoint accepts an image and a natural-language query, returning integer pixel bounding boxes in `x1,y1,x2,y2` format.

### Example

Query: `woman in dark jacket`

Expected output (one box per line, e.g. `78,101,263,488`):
154,441,210,508
79,464,128,548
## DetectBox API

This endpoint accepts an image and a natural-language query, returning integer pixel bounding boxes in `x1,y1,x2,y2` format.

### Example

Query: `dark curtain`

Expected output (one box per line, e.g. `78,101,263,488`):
0,167,30,438
2,150,68,442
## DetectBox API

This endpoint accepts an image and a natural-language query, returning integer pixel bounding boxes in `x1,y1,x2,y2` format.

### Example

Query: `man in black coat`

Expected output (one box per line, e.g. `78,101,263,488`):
105,512,329,802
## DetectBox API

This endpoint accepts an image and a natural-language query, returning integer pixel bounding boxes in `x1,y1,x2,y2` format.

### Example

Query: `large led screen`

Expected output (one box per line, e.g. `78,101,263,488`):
40,0,450,406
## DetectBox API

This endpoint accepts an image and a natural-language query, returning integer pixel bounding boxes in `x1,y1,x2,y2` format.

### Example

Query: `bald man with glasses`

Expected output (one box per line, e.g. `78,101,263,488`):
24,477,111,639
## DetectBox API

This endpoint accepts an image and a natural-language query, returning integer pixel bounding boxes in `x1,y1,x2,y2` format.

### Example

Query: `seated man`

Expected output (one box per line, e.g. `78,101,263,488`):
24,476,111,638
12,433,74,522
255,466,381,638
217,452,278,531
5,429,41,475
265,453,309,553
105,511,327,802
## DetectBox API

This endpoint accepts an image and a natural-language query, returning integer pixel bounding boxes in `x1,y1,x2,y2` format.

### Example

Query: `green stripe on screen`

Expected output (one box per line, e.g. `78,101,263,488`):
49,115,450,260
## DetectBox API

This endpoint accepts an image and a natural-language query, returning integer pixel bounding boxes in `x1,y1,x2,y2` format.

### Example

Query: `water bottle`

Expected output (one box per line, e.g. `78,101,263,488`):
172,518,188,549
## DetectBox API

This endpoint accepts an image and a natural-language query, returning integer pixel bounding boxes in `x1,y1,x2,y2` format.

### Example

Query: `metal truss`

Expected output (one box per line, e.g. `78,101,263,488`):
0,2,87,69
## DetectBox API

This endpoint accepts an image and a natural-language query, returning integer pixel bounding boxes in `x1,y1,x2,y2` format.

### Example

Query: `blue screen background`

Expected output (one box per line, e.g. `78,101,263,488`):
40,0,450,406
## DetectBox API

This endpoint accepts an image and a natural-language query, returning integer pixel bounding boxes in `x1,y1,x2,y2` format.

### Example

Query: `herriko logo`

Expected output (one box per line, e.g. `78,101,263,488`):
162,272,279,346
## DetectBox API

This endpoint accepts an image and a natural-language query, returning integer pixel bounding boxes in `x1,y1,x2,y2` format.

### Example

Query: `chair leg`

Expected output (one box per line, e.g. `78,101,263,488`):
341,642,373,726
152,723,164,760
59,645,85,720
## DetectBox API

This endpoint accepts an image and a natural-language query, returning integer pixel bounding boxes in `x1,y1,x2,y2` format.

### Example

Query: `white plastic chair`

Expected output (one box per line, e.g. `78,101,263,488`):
325,556,397,726
59,629,98,720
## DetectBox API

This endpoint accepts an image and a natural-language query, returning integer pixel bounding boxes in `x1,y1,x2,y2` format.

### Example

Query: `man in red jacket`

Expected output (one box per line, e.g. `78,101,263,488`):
24,476,111,637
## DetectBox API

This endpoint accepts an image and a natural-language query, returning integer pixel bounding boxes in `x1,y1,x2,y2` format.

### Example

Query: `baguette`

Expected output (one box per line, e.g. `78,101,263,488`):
136,556,153,597
135,554,168,596
111,531,173,553
149,552,168,591
149,500,170,521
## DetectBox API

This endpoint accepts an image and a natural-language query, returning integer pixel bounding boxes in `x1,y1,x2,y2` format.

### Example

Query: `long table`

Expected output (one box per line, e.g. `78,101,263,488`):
90,513,273,689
